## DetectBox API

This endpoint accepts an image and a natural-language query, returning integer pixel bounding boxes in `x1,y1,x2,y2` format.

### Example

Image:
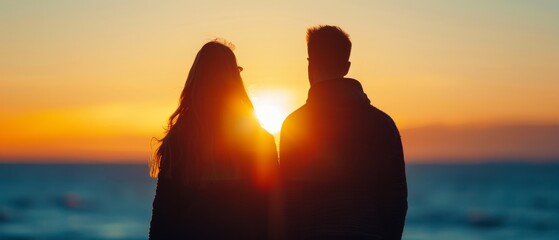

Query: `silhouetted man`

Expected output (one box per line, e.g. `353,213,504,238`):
280,25,408,239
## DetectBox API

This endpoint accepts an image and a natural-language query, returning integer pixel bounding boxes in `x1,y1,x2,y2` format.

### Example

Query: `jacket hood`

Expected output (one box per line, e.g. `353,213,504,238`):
306,78,371,108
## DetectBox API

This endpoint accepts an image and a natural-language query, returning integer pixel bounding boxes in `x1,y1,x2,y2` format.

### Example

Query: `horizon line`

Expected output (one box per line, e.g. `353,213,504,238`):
1,157,559,164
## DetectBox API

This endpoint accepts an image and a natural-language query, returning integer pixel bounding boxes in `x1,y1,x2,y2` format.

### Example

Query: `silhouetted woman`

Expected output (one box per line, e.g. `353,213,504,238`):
149,41,278,239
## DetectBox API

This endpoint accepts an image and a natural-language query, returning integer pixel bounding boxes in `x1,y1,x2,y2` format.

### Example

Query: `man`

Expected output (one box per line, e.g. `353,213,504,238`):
279,25,408,239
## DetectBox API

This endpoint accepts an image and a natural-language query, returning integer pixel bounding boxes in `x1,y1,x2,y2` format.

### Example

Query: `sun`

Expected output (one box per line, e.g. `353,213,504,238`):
254,106,284,134
250,90,290,134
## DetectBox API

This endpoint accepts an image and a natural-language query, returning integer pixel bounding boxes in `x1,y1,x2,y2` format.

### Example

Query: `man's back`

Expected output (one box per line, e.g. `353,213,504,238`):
280,78,408,239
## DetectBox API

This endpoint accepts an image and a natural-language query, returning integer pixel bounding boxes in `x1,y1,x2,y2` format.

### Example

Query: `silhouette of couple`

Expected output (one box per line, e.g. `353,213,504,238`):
149,26,408,240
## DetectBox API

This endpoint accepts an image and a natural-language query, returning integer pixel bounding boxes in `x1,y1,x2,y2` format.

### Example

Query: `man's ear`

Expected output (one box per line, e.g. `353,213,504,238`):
342,61,351,76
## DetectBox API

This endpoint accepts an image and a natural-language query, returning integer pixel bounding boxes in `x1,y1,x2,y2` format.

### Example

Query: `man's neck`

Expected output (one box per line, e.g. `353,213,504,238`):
311,75,345,86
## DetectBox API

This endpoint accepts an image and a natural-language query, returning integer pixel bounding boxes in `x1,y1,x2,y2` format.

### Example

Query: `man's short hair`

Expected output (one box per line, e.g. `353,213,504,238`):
307,25,352,67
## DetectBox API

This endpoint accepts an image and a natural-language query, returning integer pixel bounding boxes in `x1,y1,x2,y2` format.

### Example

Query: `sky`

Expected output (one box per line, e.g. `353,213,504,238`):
1,0,558,162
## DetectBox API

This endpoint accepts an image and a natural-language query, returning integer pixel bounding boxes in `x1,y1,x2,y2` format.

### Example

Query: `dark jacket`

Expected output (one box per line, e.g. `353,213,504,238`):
279,78,408,239
149,127,278,240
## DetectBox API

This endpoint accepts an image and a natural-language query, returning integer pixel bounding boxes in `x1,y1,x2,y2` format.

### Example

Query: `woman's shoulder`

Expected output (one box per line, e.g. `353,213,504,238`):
233,117,275,143
256,126,275,141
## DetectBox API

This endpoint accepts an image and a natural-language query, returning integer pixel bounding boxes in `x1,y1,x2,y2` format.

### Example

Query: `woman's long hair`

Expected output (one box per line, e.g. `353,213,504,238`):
150,40,257,184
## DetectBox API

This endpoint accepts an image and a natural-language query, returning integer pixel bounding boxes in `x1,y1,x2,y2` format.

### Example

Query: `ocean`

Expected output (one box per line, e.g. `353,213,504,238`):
0,163,558,240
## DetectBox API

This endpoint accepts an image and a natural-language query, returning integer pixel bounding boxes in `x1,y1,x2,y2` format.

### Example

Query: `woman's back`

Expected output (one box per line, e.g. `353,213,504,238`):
149,126,278,240
148,41,279,239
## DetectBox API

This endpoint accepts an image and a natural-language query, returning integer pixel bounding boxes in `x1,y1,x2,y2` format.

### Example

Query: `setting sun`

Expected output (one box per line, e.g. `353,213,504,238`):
250,90,290,134
255,107,284,134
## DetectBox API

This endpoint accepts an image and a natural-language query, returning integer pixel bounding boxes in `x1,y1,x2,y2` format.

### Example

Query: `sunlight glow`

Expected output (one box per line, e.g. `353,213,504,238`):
255,107,283,134
250,90,290,134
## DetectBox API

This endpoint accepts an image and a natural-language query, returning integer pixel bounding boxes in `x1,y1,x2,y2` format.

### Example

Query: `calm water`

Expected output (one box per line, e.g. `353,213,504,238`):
0,163,558,240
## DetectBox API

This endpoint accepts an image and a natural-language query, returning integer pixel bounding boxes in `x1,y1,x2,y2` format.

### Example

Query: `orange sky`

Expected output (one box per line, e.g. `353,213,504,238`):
1,1,558,162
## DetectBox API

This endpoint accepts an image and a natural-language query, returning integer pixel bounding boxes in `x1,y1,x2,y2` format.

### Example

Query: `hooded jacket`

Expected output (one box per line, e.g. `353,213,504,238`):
280,78,408,239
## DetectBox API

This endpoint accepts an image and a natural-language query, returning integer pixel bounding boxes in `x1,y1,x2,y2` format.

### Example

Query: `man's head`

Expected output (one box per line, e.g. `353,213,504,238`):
306,25,352,85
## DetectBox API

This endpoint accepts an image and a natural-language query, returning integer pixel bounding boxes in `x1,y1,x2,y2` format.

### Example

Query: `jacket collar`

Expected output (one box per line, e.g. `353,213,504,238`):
306,78,371,107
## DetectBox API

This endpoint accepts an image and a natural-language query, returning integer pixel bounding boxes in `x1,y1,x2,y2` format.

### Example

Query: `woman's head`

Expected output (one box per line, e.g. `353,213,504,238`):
151,40,256,181
179,41,252,120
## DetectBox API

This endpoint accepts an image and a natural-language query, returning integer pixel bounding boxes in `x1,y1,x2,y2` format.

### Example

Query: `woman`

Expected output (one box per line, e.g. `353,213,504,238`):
149,41,278,239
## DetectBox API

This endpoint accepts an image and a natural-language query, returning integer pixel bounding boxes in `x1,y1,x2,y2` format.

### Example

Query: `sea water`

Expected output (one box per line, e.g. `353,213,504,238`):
0,163,558,240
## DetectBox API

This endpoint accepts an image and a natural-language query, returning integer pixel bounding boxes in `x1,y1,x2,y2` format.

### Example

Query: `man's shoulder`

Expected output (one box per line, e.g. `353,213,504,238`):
283,103,397,126
282,104,309,125
366,105,397,126
364,105,401,139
